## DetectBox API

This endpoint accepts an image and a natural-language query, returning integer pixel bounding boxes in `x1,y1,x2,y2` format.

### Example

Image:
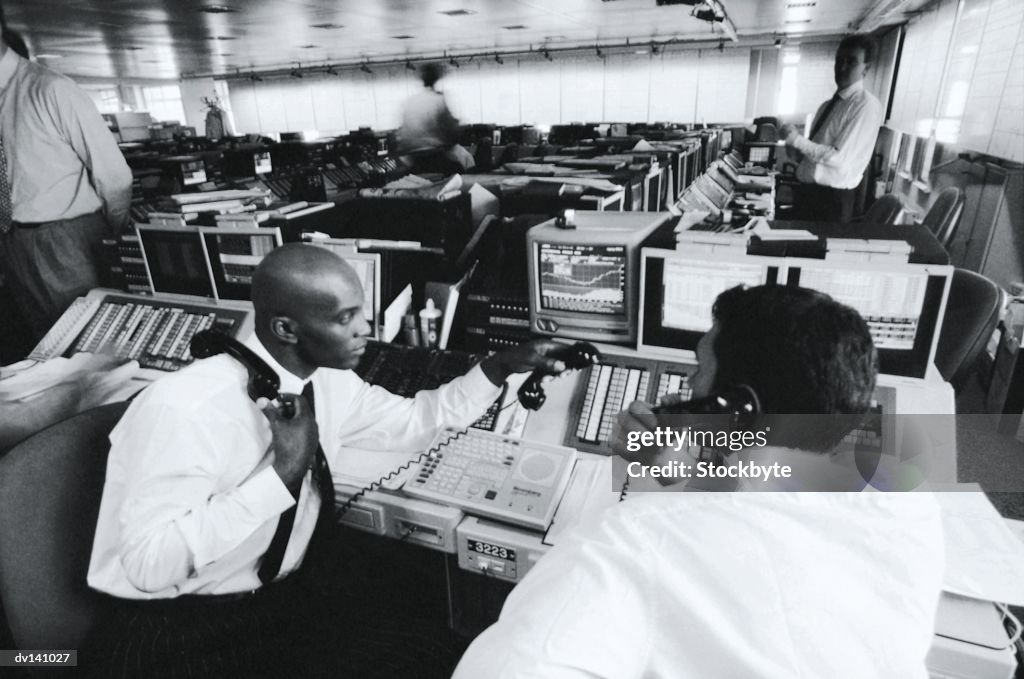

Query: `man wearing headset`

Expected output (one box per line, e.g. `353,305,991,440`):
454,285,945,679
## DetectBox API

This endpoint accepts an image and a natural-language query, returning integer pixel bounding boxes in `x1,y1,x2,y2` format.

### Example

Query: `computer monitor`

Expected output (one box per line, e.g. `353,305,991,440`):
306,239,381,340
745,142,776,168
526,212,671,345
136,225,215,299
223,147,273,178
719,128,733,153
787,260,953,379
694,174,730,208
638,249,784,361
161,156,208,188
199,227,283,301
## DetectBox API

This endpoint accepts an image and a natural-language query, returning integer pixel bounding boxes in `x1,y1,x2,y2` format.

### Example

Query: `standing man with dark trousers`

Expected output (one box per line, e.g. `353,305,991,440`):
781,34,883,223
0,6,132,343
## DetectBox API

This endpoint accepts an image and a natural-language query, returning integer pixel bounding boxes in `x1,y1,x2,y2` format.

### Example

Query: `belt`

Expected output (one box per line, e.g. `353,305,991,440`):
118,577,297,609
10,221,44,230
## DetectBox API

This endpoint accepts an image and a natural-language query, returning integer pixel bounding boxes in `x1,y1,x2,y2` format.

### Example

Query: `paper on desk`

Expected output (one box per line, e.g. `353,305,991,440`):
935,486,1024,605
544,455,618,546
756,229,817,241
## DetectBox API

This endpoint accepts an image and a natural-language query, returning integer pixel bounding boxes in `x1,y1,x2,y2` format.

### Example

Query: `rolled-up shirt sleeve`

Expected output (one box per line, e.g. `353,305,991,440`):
50,78,133,232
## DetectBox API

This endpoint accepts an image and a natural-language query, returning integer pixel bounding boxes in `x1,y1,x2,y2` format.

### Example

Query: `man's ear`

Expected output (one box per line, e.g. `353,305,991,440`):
270,315,299,344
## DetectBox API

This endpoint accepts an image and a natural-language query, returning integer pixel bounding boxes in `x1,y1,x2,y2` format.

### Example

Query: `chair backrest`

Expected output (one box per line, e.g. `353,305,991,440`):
857,193,905,224
935,269,1003,389
0,401,128,650
922,187,964,249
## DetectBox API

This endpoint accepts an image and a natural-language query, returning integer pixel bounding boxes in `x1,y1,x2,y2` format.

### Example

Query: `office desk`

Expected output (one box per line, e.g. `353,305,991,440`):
767,220,950,265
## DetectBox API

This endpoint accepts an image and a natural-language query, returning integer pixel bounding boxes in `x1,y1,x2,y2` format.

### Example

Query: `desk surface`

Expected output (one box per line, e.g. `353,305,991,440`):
769,220,949,265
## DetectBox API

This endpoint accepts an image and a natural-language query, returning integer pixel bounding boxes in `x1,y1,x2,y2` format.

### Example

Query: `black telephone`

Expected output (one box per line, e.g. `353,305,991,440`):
517,341,602,411
190,330,296,418
651,384,760,425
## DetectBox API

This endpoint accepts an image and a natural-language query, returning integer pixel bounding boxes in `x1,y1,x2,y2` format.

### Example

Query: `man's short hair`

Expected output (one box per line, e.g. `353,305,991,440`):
839,34,876,64
710,285,877,417
420,62,445,88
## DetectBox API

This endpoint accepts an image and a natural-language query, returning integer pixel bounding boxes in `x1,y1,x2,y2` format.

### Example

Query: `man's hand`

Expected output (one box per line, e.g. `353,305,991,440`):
779,123,799,145
261,393,319,492
478,339,571,387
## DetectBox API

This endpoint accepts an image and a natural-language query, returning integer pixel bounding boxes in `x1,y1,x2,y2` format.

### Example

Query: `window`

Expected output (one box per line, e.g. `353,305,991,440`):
141,85,187,123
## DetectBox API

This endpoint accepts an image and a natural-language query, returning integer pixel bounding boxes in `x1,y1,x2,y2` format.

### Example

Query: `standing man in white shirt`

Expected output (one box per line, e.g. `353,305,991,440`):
781,35,884,222
85,244,571,679
453,285,945,679
0,8,132,343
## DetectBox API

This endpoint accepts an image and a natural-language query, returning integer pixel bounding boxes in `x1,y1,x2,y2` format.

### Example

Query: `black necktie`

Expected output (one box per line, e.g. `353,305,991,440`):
0,137,12,234
808,94,841,143
257,382,332,585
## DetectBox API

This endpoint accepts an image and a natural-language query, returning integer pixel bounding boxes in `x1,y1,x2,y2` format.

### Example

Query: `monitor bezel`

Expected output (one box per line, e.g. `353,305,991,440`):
198,226,284,303
785,259,953,380
638,248,786,362
136,225,217,301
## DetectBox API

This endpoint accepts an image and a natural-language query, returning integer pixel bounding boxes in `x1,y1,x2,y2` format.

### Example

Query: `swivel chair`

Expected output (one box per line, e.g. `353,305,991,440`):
922,187,964,250
935,269,1002,391
855,194,905,225
0,401,128,651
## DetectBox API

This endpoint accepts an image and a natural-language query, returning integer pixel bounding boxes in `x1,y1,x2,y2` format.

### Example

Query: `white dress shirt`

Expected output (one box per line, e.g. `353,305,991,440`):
398,88,459,155
793,80,883,190
454,491,945,679
88,336,501,599
0,48,132,228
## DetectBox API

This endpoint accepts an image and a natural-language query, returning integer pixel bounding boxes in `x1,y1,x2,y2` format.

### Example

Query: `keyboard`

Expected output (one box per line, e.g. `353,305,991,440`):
36,293,247,372
404,428,577,531
355,341,505,432
28,296,100,361
566,354,695,455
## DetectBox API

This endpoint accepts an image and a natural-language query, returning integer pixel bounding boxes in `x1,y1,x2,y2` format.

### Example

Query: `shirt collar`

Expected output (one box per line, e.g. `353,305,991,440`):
0,48,22,92
244,333,315,395
836,80,864,101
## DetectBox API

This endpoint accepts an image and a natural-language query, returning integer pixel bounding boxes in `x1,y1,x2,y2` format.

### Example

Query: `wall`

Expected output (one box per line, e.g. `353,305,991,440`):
889,0,1024,162
221,43,849,137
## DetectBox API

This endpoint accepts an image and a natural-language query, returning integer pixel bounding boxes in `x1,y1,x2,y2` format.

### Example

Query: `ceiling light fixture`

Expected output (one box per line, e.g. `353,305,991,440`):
595,45,604,58
448,56,460,68
360,61,372,74
311,23,344,29
543,48,553,61
438,9,476,16
651,42,660,55
717,40,725,52
200,5,238,14
324,65,339,76
774,38,783,48
494,53,504,65
405,60,416,71
250,72,264,82
290,66,304,78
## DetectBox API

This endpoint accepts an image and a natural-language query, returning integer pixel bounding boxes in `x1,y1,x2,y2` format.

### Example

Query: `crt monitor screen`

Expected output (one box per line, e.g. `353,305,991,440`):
639,250,783,360
787,261,952,379
181,160,207,186
255,152,273,175
746,143,775,167
137,227,215,299
200,228,282,301
537,242,626,316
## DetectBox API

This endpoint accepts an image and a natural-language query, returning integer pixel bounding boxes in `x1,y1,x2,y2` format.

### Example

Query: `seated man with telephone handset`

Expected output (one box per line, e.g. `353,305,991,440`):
85,244,574,679
454,285,945,679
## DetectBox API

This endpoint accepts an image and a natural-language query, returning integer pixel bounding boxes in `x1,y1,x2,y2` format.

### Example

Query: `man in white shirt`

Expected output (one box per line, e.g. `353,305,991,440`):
0,13,132,342
453,285,945,679
397,62,473,174
86,244,571,679
781,35,884,222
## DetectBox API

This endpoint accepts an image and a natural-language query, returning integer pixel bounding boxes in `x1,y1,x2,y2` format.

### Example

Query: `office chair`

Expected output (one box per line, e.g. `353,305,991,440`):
935,269,1002,391
855,193,905,225
922,186,964,250
0,401,128,650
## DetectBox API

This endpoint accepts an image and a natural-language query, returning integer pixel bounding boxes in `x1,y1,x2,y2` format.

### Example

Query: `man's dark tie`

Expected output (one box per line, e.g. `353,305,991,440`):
808,94,842,143
257,382,332,585
0,137,12,234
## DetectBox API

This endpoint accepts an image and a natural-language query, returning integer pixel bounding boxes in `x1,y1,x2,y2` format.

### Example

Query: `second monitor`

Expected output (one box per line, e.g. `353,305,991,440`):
526,212,671,345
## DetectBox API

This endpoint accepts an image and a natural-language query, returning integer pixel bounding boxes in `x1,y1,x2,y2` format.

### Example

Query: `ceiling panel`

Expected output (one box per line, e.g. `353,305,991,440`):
2,0,933,80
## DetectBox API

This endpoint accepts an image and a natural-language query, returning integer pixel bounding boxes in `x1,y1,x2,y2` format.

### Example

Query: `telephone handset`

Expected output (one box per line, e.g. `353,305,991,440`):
619,385,761,502
651,384,760,425
190,330,295,418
